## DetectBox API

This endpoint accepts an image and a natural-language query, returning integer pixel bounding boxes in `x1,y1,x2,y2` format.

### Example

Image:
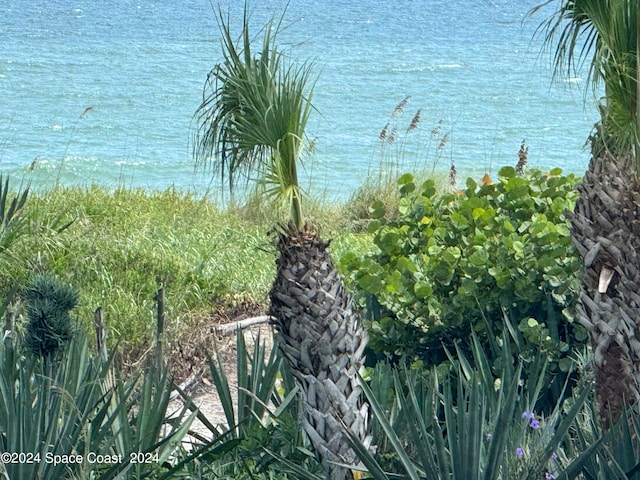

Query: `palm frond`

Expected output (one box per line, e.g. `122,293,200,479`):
531,0,638,157
193,4,315,228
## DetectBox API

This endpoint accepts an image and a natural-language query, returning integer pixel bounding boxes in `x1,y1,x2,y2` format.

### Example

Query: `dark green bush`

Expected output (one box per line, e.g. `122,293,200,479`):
23,273,79,362
342,166,586,370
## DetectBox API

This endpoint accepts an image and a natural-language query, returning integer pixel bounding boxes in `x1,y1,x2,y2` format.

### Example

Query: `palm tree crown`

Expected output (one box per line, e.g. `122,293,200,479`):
534,0,638,161
193,6,315,229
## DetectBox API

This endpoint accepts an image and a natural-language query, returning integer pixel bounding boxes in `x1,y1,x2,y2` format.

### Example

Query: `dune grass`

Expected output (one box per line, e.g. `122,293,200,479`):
0,184,381,354
0,96,465,355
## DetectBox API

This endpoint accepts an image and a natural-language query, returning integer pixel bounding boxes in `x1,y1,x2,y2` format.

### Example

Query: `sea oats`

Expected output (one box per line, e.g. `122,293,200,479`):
438,132,449,150
79,106,94,119
516,140,529,176
387,127,398,144
307,137,318,155
407,109,421,132
392,95,410,117
379,123,389,141
449,161,457,191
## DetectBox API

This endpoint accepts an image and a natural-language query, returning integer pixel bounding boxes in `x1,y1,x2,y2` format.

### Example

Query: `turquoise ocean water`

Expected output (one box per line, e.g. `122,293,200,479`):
1,0,595,199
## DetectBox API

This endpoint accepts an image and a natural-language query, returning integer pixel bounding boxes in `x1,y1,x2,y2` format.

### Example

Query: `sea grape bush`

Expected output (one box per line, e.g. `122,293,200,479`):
342,166,586,367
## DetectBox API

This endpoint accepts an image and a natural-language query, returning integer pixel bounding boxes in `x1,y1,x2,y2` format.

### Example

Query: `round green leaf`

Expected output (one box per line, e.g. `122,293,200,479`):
414,281,433,298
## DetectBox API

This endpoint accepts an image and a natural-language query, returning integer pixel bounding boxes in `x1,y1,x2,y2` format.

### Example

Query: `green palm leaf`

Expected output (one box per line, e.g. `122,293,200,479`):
532,0,638,160
193,4,315,228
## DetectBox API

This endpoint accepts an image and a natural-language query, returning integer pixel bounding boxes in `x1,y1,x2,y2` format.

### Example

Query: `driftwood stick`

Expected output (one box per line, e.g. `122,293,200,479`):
215,315,274,334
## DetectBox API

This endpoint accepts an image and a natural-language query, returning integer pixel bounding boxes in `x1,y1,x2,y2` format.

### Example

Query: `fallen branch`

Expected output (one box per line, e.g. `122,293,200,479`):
215,315,274,334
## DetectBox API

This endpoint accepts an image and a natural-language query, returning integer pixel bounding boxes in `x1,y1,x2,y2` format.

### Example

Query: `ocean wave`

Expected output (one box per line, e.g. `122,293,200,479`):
435,63,464,69
115,160,146,166
0,0,593,197
391,62,464,73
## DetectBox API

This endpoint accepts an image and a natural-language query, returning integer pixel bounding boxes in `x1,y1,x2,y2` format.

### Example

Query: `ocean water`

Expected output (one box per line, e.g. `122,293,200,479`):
0,0,595,199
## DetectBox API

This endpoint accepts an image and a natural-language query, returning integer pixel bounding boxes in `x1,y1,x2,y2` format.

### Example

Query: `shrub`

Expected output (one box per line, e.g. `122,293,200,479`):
0,281,196,480
345,331,597,480
23,273,79,363
342,166,586,371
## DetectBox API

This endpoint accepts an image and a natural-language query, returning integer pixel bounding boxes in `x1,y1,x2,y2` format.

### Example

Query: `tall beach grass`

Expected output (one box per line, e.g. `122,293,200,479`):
0,184,379,358
0,97,522,358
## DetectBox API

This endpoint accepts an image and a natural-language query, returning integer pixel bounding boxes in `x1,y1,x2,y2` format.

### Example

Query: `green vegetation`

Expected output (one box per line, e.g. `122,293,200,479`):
1,186,271,349
0,289,196,480
193,329,325,478
23,273,79,368
349,332,594,480
534,0,639,157
344,334,640,480
343,167,585,371
0,175,29,255
3,166,640,479
193,4,315,229
0,185,373,354
2,0,640,477
532,0,640,428
192,5,372,477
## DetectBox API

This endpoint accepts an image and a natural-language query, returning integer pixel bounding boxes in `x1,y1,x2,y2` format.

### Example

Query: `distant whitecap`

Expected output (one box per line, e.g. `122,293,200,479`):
390,62,463,73
115,160,145,166
0,0,595,195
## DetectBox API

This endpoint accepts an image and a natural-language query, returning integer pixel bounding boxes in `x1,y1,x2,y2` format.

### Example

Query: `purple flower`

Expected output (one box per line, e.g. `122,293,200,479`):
516,447,524,458
486,433,493,440
530,419,540,429
521,411,534,420
551,452,558,460
545,473,555,479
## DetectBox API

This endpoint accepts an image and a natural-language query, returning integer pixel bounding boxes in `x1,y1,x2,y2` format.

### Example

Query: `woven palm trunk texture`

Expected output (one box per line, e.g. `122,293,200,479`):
269,226,369,480
569,146,640,426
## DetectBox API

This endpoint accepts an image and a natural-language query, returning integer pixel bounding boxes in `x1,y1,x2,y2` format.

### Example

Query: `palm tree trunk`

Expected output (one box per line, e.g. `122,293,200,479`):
569,138,640,427
269,225,369,480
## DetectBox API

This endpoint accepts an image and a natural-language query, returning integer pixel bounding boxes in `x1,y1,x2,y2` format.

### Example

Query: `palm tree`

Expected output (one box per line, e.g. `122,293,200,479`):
533,0,639,426
193,7,369,478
